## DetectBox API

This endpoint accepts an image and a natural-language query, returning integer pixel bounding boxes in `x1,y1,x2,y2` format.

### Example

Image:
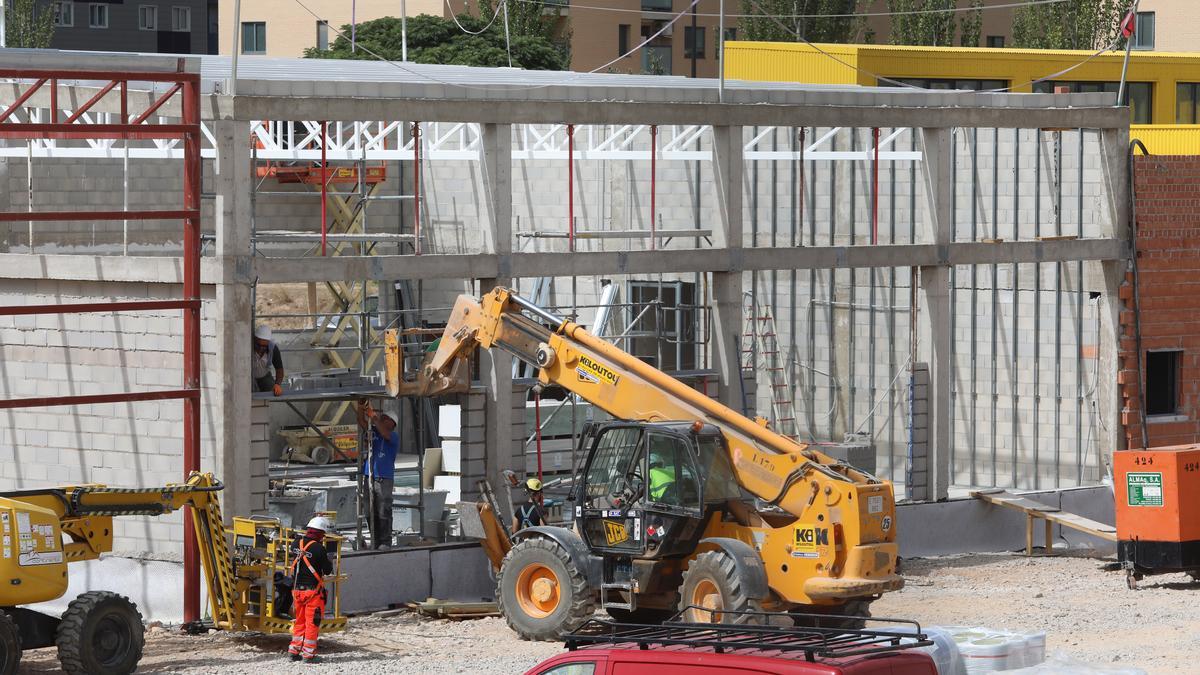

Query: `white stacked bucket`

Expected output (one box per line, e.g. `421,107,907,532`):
942,626,1047,672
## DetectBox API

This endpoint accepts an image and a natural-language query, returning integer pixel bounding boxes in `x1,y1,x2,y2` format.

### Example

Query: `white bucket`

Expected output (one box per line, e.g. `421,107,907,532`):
960,636,1013,673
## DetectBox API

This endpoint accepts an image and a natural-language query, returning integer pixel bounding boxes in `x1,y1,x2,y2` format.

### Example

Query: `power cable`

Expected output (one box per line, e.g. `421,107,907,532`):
509,0,1074,19
444,0,505,36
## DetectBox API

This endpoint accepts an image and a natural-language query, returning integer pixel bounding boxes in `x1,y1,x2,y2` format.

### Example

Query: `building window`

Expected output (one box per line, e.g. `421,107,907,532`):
138,5,157,31
1134,11,1155,50
1177,83,1200,124
53,1,73,27
88,3,108,28
316,20,329,51
618,24,629,56
986,35,1005,48
684,26,705,59
627,280,698,372
172,6,191,32
884,77,1007,91
1034,81,1152,124
641,0,672,10
1146,350,1181,416
241,21,266,54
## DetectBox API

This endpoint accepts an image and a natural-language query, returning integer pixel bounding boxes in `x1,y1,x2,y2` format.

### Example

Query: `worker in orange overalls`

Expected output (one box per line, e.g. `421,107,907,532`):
288,516,335,663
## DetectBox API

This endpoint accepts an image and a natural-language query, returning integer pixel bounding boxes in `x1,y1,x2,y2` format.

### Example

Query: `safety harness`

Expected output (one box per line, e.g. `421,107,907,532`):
291,538,324,591
516,503,540,529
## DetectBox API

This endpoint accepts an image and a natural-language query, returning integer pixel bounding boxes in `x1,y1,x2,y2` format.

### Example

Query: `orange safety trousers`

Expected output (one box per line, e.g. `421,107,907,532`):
288,589,326,659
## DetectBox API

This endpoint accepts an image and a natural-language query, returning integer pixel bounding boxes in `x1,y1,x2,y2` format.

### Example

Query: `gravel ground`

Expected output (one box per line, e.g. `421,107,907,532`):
17,552,1199,674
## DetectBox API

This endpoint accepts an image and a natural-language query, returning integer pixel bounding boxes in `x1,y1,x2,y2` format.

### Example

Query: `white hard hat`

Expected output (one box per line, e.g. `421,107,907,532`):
379,411,398,427
306,516,335,533
254,324,272,341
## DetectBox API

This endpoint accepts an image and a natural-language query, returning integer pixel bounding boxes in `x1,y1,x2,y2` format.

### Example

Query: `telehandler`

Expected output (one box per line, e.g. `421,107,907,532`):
387,287,902,640
0,471,346,674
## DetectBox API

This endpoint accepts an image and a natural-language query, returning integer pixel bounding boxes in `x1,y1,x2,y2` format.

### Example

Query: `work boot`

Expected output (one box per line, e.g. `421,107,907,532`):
303,655,322,665
289,653,302,662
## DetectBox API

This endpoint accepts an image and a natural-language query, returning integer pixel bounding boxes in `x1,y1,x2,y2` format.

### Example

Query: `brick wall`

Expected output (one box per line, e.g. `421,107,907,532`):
1121,156,1200,448
0,279,222,555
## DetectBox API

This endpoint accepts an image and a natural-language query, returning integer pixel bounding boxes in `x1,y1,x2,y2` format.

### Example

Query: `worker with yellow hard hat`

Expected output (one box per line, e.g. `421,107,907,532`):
512,477,545,531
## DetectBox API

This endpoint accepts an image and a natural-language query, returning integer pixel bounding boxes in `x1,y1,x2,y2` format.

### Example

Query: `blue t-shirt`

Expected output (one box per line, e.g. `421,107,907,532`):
364,428,400,480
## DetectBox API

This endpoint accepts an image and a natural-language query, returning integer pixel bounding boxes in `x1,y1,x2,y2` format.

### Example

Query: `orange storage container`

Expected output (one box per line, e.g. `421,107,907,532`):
1114,446,1200,585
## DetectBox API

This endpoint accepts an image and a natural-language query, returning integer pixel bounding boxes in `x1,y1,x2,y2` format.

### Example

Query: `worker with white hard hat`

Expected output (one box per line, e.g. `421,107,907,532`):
286,515,335,663
356,400,400,549
252,324,286,396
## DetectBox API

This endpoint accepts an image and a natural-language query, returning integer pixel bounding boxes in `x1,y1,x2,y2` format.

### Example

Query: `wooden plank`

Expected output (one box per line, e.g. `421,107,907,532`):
973,489,1117,545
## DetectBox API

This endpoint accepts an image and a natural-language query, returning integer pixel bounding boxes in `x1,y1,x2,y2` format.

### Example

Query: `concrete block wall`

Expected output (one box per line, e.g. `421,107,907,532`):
1120,155,1200,449
0,279,222,555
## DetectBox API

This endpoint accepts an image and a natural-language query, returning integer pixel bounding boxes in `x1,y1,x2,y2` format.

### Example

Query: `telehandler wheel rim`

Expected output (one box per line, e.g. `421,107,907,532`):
515,562,561,618
688,579,723,623
93,615,133,667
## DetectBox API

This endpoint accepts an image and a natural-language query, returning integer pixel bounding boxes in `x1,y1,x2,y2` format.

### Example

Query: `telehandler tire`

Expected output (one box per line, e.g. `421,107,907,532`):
0,610,20,675
497,537,596,641
56,591,145,675
678,550,764,624
792,599,872,629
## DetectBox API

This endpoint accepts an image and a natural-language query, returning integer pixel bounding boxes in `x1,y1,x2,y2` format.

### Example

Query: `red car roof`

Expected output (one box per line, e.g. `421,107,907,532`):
525,642,937,675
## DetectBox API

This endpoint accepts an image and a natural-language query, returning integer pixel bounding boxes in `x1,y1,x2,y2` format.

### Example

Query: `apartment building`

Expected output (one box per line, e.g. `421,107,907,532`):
218,0,440,58
47,0,213,53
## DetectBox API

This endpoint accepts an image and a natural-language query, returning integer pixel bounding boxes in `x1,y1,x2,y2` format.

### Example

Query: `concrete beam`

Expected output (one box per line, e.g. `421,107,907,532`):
710,125,744,408
248,239,1128,284
219,95,1129,130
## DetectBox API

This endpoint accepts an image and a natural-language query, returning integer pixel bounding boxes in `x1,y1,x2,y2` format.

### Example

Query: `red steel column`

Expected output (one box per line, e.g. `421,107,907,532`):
872,127,880,245
567,124,574,252
321,121,328,256
181,74,202,625
650,125,657,250
413,122,422,255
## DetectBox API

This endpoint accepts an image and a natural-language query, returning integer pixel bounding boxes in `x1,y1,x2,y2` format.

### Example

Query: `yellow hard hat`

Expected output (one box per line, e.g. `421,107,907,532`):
525,478,543,492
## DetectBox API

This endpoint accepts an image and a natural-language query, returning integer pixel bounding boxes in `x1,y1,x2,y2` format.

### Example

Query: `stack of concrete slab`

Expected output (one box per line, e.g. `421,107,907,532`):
433,404,462,503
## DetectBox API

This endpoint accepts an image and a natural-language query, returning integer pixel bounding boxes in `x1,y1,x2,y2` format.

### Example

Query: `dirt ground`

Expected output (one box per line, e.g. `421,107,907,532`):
17,552,1198,674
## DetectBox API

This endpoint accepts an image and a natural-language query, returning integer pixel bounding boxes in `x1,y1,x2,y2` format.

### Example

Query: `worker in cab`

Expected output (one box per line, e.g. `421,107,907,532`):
356,400,400,549
252,324,285,396
648,448,677,504
288,516,335,664
512,477,545,531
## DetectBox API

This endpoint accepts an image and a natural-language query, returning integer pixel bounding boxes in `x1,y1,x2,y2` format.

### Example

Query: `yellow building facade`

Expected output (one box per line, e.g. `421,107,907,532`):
726,42,1200,154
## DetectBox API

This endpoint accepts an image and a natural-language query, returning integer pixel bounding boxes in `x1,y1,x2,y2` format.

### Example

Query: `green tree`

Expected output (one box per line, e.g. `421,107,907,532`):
958,0,983,47
1011,0,1124,50
304,15,569,70
738,0,864,43
6,0,56,49
478,0,570,65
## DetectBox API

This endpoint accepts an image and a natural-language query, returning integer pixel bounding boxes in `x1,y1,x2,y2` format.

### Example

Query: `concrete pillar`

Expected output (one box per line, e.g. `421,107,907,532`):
917,128,953,501
481,123,512,258
1098,127,1132,459
478,277,514,521
212,120,258,518
711,126,744,409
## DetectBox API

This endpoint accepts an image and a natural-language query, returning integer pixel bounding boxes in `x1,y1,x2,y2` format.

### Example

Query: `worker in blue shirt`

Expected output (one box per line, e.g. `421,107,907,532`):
356,400,400,549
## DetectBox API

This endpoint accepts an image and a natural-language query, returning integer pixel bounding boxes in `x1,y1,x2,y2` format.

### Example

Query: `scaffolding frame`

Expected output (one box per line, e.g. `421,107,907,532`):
0,67,203,621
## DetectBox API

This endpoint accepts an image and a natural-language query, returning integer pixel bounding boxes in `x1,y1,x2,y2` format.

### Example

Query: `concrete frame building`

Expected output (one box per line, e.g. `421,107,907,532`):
47,0,215,54
0,51,1130,569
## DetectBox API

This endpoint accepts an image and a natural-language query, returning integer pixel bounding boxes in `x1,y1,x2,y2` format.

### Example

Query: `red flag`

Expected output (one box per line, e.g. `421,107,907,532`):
1121,11,1136,38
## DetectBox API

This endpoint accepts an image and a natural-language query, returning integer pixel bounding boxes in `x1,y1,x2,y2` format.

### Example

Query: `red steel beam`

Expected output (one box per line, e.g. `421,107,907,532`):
180,75,203,626
0,300,199,316
0,78,47,123
0,389,199,410
129,83,182,126
63,80,120,124
0,124,192,140
0,209,199,222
